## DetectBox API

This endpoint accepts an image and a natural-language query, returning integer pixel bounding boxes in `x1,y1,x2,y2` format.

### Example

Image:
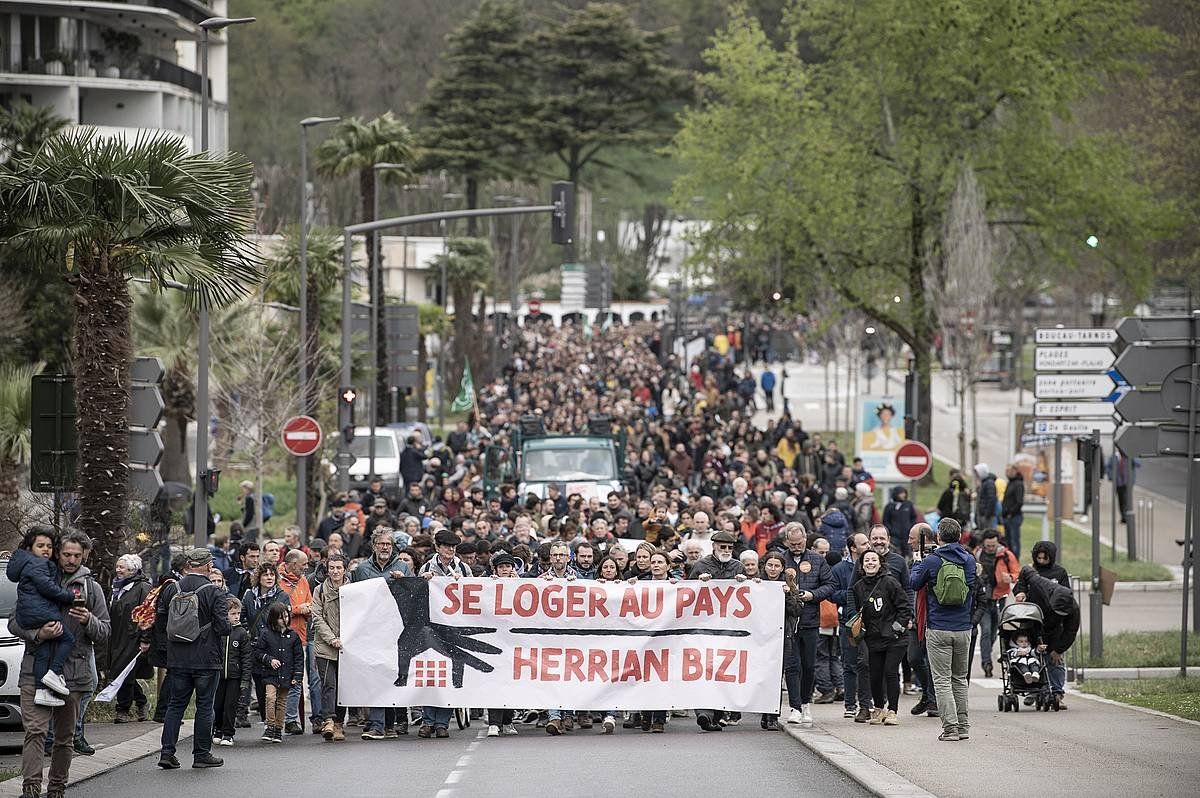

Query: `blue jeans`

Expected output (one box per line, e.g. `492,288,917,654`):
547,709,575,722
1048,659,1066,696
366,707,386,734
422,706,452,729
907,629,935,703
815,632,842,695
1003,514,1023,558
160,669,219,757
306,639,322,721
977,600,1000,669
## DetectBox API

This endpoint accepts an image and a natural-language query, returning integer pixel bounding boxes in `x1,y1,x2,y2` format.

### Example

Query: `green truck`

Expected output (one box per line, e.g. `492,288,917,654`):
483,414,626,501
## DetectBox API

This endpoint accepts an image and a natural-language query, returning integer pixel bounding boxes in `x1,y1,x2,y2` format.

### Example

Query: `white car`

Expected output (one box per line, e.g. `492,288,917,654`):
0,566,26,731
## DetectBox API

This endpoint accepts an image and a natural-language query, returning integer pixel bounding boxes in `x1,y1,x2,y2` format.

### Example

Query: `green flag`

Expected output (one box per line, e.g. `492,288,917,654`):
450,359,475,414
582,313,593,340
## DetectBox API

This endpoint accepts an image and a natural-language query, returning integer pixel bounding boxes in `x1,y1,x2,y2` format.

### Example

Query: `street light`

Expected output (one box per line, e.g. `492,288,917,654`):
294,114,339,539
367,162,408,482
436,192,464,431
1086,235,1100,248
193,14,254,547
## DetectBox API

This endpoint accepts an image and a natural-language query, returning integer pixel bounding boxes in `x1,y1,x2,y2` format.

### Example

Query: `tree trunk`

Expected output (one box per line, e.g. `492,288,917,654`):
465,175,478,237
70,249,132,591
908,187,935,448
0,462,21,551
416,332,429,422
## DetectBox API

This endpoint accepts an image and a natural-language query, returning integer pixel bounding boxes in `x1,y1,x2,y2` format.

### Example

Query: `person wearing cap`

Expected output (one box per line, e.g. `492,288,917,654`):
157,548,231,770
365,498,396,538
484,553,521,738
415,531,471,739
689,530,745,731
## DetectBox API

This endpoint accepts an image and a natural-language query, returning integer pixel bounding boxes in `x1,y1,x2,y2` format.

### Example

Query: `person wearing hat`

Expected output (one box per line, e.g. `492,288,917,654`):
158,548,231,770
484,553,520,738
415,531,472,738
688,530,745,732
365,497,397,538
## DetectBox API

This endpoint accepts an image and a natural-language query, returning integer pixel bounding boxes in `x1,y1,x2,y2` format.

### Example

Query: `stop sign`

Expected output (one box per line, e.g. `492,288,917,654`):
894,440,932,480
281,415,323,457
528,298,542,315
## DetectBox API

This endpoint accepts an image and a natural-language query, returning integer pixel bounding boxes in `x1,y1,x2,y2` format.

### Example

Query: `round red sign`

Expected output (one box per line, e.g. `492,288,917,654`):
281,415,323,457
894,440,932,480
528,298,542,315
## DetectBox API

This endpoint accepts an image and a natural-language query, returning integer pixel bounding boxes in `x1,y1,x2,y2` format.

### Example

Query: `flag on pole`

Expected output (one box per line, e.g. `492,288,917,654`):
601,315,612,332
582,314,593,340
450,359,475,414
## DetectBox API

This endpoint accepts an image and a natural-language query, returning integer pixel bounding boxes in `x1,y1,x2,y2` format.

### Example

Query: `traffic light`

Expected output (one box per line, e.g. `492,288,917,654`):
551,181,574,245
770,290,783,303
339,386,357,445
339,386,358,417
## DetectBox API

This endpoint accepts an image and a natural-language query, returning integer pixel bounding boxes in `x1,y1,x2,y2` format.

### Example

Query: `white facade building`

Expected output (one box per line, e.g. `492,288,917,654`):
1,0,230,152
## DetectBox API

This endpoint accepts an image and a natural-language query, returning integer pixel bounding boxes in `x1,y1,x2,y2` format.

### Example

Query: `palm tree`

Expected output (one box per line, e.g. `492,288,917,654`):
0,362,41,551
314,113,416,426
433,237,493,400
0,100,69,161
0,130,261,586
131,287,197,484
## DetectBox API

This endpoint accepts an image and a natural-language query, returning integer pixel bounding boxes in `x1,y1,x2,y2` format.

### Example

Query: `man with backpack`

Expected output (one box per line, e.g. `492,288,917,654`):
157,548,231,771
909,518,976,742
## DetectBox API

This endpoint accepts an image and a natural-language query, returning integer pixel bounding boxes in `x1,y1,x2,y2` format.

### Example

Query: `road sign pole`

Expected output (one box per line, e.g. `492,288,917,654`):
1054,436,1063,552
1090,428,1103,661
1182,311,1200,675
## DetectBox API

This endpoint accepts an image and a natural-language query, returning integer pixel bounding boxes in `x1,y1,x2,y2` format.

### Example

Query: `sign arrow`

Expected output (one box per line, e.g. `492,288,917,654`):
1114,389,1187,425
1035,373,1116,399
128,428,164,468
130,356,165,385
1115,425,1196,459
1114,316,1195,346
1112,344,1193,387
1035,328,1118,345
128,465,164,502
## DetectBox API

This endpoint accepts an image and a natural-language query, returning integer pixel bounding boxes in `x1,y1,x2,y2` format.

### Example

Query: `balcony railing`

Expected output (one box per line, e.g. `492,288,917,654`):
1,48,209,96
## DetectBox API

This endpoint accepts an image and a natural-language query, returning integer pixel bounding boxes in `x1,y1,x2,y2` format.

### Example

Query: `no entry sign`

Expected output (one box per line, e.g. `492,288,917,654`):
281,415,323,457
894,440,932,480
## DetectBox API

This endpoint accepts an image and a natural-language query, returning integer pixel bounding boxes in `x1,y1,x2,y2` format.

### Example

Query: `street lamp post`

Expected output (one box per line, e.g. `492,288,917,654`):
295,115,339,539
368,163,407,482
193,15,254,548
438,192,463,432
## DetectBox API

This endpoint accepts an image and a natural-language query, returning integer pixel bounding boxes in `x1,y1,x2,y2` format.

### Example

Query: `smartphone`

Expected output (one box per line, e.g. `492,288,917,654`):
72,596,86,608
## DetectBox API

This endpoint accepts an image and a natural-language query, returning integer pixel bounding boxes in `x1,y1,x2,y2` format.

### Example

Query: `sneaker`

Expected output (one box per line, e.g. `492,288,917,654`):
41,671,69,696
602,715,615,734
577,715,593,729
435,727,449,738
384,728,399,739
362,728,387,740
870,708,885,725
800,705,813,727
192,752,224,768
623,713,639,729
696,714,714,731
21,786,40,798
726,712,741,725
1023,672,1037,684
502,724,519,736
332,723,346,742
814,690,837,705
114,711,131,724
958,728,970,740
910,699,929,716
982,661,993,678
843,707,857,719
546,719,562,735
938,729,961,742
219,736,235,747
285,721,304,735
34,689,64,708
536,711,549,728
136,704,150,722
235,714,251,729
321,720,335,741
902,682,918,696
854,707,871,723
764,716,779,731
786,707,804,725
883,710,898,726
563,716,575,732
72,735,95,756
926,704,940,717
417,725,434,739
487,724,501,737
261,727,275,742
521,709,540,724
157,753,181,769
650,722,664,733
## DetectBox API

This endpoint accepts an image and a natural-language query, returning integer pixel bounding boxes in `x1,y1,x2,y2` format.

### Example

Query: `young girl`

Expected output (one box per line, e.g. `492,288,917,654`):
6,528,76,707
239,563,290,724
759,552,801,730
252,602,302,743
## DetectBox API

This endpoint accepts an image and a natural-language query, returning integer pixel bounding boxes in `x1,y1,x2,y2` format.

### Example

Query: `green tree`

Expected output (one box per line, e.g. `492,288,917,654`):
131,288,196,484
0,361,41,550
314,113,416,426
673,3,1168,444
433,238,493,402
0,100,68,161
520,2,690,261
419,0,527,235
0,131,261,586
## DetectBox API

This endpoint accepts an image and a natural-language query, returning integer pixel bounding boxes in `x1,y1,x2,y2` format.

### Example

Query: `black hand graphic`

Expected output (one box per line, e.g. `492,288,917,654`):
390,578,500,688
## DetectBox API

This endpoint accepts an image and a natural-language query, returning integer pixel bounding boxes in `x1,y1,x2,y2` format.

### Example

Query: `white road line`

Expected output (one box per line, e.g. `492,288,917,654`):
444,771,464,785
434,790,456,798
467,741,481,751
456,755,472,767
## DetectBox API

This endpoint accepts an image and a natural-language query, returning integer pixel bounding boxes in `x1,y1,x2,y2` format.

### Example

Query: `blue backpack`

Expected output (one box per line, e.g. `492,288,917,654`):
261,493,276,522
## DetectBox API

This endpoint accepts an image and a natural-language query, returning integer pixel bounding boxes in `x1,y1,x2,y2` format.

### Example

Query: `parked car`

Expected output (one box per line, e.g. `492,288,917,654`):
0,564,26,731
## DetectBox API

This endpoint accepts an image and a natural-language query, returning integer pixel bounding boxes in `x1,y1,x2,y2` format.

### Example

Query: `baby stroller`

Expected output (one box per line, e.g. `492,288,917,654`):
996,602,1058,712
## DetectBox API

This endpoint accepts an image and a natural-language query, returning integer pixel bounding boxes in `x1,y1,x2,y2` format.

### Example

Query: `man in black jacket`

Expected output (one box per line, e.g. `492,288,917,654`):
778,523,835,727
1001,465,1026,557
1030,541,1070,587
157,548,231,770
1014,565,1080,708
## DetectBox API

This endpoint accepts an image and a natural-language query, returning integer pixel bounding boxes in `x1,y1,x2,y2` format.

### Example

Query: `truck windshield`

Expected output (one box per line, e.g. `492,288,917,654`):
523,447,616,482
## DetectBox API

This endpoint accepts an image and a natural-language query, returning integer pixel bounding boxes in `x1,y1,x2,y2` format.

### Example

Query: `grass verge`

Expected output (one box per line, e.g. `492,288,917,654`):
1079,676,1200,722
0,768,18,782
1082,631,1200,669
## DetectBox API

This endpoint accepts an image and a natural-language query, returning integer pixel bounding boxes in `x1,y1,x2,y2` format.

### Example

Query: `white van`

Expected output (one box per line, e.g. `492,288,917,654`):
0,564,26,731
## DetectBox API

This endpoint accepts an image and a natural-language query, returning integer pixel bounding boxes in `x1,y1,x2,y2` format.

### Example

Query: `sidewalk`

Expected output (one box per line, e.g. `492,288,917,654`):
785,680,1199,798
0,720,192,795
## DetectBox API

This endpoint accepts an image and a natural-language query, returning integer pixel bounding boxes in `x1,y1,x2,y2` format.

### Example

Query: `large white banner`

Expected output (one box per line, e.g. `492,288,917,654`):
339,577,784,712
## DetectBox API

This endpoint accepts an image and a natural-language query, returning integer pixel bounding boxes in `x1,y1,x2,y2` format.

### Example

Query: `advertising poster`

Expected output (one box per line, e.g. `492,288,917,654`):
857,395,906,482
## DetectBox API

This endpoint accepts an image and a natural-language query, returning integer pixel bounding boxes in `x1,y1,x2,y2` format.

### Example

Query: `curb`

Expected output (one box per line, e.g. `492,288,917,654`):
1080,666,1189,680
0,720,193,796
1084,580,1181,593
779,720,936,798
1067,687,1200,728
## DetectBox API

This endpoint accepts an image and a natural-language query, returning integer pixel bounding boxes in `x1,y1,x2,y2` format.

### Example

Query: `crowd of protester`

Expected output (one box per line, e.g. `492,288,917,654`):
8,318,1082,793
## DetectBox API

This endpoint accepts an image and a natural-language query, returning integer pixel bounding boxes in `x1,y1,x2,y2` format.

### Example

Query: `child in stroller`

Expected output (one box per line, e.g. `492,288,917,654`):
997,602,1056,712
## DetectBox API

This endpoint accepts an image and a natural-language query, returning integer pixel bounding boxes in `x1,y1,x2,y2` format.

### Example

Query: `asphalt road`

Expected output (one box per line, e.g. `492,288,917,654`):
68,716,870,798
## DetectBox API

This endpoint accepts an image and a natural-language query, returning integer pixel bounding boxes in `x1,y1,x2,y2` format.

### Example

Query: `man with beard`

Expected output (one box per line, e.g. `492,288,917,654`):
688,530,745,731
779,523,835,727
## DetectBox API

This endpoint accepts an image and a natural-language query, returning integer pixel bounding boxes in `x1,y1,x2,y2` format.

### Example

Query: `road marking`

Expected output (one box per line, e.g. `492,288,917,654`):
434,790,455,798
466,741,481,751
445,771,464,784
456,755,472,767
